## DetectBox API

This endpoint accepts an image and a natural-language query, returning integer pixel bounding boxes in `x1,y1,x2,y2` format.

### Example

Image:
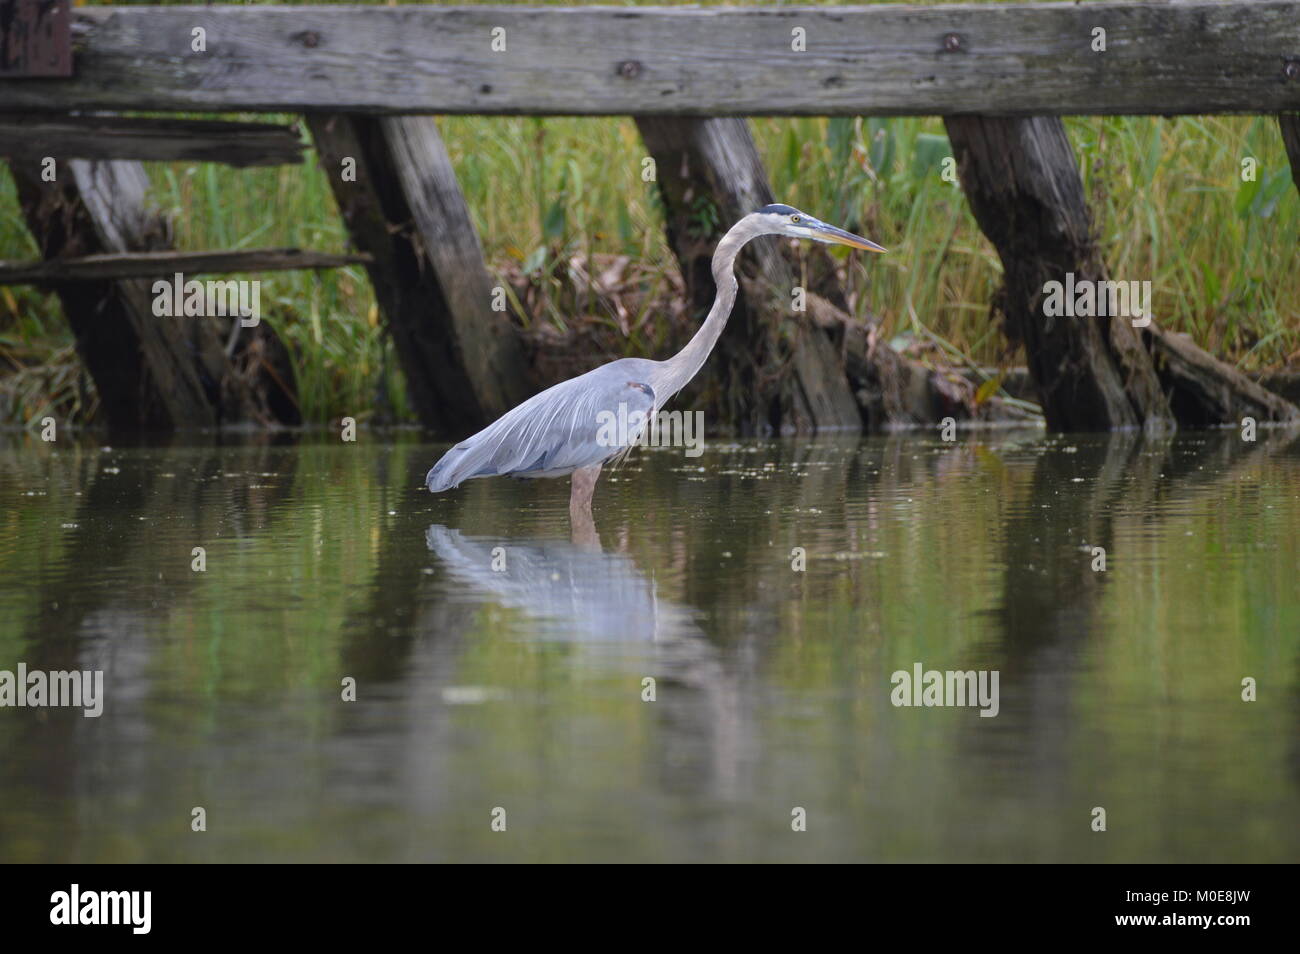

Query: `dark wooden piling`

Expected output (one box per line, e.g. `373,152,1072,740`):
8,158,300,431
944,116,1172,431
945,115,1297,430
308,115,529,436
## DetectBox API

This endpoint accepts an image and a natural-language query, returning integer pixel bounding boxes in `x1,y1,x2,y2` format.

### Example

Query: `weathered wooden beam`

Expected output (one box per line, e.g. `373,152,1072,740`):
8,157,300,432
0,114,305,166
0,247,370,284
636,116,862,434
3,4,1299,116
0,0,70,77
945,115,1298,431
307,114,529,435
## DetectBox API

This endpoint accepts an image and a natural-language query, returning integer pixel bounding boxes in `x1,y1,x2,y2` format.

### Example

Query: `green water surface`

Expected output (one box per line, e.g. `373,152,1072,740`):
0,430,1296,862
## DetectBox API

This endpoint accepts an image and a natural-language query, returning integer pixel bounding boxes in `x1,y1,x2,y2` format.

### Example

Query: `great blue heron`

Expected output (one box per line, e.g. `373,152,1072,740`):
424,204,885,520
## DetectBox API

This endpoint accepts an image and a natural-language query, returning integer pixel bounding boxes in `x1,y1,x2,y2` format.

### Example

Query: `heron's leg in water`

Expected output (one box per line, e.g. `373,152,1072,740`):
569,464,603,544
571,510,600,549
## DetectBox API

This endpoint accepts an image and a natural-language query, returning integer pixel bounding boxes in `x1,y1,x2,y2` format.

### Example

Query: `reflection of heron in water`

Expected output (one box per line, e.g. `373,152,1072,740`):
424,522,762,801
424,206,885,522
425,524,700,643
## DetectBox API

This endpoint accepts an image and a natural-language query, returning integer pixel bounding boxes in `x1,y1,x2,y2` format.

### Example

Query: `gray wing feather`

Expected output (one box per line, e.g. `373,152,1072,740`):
425,366,656,492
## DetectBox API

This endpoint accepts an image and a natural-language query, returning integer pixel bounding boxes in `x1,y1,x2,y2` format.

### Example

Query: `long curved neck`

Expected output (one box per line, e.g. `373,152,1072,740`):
655,217,757,400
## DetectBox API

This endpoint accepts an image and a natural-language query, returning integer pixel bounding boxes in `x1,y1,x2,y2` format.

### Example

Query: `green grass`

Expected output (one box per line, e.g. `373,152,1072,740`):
2,0,1297,426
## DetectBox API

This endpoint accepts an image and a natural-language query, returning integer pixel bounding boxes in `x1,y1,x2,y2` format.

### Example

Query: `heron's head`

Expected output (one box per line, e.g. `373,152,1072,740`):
751,204,886,253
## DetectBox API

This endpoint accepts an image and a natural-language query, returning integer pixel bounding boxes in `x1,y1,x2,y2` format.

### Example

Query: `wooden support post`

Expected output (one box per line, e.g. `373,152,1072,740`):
944,116,1170,432
945,115,1298,431
635,116,862,433
308,114,529,436
8,158,299,431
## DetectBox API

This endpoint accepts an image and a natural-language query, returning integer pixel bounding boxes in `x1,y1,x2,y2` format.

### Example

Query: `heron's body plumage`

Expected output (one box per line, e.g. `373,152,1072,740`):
425,358,658,491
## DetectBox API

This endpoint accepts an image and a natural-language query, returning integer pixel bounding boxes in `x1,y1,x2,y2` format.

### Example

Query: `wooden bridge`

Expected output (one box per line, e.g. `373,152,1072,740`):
2,1,1299,434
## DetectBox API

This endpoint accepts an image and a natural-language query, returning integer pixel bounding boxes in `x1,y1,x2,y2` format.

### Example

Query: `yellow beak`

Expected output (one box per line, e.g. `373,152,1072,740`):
813,222,887,253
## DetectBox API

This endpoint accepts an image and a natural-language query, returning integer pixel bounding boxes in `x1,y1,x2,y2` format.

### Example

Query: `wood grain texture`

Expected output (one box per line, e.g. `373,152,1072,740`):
8,157,302,431
945,114,1297,430
0,114,305,166
0,247,368,283
307,114,530,435
3,3,1298,115
9,158,219,430
945,114,1172,432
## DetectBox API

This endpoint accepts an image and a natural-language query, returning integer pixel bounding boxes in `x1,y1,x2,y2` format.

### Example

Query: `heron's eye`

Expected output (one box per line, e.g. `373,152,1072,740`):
790,215,802,224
